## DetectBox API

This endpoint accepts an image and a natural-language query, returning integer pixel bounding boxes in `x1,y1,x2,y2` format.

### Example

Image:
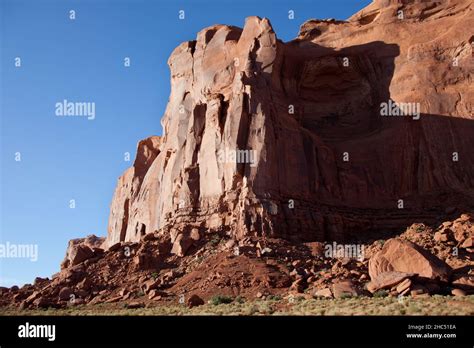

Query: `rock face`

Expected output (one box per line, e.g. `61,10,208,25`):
107,136,162,246
106,0,474,245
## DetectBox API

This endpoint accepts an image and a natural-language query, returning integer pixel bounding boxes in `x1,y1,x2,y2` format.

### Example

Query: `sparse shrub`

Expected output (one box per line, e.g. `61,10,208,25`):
339,293,353,299
235,295,245,304
268,295,282,301
377,239,385,247
415,224,425,233
260,303,275,314
151,272,159,280
247,304,259,315
373,289,388,298
209,235,220,247
210,295,233,305
136,290,145,297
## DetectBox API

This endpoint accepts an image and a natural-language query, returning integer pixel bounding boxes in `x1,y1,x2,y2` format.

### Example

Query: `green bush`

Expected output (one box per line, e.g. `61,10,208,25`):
268,295,282,301
373,290,388,298
209,235,220,247
339,293,353,299
210,295,233,305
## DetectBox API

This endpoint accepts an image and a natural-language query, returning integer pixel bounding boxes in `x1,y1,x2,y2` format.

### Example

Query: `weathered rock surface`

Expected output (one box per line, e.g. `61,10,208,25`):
171,234,193,257
367,271,416,293
369,239,451,282
107,136,162,246
106,0,474,246
61,235,105,269
332,280,360,298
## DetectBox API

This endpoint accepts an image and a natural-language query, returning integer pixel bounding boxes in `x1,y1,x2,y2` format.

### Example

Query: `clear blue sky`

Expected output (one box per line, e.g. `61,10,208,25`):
0,0,371,287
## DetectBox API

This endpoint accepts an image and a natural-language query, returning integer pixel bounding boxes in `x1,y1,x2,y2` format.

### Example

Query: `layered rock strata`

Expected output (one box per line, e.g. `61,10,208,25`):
107,0,474,245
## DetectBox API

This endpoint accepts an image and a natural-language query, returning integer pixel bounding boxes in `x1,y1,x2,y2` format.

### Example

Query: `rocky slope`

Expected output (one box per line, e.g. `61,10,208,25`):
1,0,473,311
0,214,472,309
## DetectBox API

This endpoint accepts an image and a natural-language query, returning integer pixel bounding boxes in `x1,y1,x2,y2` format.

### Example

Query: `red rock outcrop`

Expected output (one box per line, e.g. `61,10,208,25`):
107,136,162,246
61,235,105,269
106,0,474,245
2,1,474,313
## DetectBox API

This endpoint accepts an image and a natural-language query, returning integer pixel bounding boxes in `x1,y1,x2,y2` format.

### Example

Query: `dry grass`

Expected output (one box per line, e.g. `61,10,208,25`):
1,295,473,316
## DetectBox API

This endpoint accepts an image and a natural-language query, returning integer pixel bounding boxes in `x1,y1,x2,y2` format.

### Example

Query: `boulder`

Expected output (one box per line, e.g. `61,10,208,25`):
148,290,161,300
290,279,305,293
461,237,473,249
369,239,451,282
189,228,200,241
62,235,104,269
395,279,412,294
32,297,52,308
58,287,73,301
410,284,428,297
133,253,159,271
143,279,161,293
171,234,193,257
434,231,449,242
187,294,205,308
224,239,236,250
77,277,92,291
67,244,94,267
25,291,40,304
451,274,474,293
126,301,145,309
119,289,130,299
367,271,416,293
314,288,333,298
332,280,359,298
451,288,467,297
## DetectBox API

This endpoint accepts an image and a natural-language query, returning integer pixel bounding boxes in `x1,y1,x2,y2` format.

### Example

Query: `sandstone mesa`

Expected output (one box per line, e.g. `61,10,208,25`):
1,0,473,311
107,0,474,247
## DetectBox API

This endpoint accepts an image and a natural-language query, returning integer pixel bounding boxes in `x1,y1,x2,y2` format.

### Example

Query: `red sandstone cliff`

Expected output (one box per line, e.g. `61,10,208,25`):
2,0,473,311
107,0,474,246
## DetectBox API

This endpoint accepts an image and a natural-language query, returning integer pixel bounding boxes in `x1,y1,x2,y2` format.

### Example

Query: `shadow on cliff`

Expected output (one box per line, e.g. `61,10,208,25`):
253,39,474,242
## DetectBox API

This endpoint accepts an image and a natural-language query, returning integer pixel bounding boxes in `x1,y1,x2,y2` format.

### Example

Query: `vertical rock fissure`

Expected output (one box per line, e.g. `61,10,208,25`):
119,198,129,242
